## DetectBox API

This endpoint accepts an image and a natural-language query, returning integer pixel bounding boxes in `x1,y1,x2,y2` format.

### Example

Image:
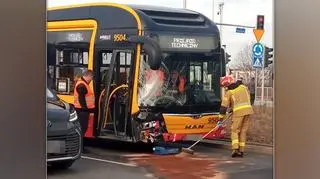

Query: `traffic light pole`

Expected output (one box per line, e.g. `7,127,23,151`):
261,67,265,102
255,68,258,105
218,2,224,43
212,0,214,22
214,23,255,29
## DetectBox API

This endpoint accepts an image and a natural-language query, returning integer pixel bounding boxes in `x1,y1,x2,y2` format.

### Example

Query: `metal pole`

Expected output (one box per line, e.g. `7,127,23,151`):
255,68,258,103
212,0,214,22
214,23,255,29
183,0,187,8
218,3,224,42
261,67,265,102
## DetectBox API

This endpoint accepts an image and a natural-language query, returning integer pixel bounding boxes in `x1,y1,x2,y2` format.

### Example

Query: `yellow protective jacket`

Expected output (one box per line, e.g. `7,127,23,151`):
219,81,254,117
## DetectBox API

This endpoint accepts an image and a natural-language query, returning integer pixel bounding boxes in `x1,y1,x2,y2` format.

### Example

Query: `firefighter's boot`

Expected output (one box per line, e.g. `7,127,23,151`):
231,150,241,158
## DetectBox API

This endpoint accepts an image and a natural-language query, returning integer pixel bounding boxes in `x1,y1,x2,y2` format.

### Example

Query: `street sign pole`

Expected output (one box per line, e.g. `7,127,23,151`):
212,0,214,22
255,68,258,104
252,42,265,104
252,15,266,104
261,67,265,102
183,0,187,8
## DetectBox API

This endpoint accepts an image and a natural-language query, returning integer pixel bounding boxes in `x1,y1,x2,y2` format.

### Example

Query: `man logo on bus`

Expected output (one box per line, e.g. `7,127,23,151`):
185,124,204,129
99,34,111,41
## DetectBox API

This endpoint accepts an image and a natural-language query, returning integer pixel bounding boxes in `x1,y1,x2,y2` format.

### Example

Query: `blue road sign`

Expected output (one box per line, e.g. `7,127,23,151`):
252,43,265,68
236,27,246,33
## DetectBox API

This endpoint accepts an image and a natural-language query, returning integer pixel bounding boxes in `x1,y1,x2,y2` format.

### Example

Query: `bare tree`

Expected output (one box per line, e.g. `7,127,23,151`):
231,42,255,72
230,42,273,87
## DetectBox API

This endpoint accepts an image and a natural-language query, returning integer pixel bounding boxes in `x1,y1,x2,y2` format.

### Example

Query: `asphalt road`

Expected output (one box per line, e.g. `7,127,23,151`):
48,140,273,179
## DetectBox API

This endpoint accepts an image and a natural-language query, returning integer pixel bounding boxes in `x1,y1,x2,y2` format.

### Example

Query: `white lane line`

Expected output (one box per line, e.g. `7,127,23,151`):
122,154,152,157
81,156,137,167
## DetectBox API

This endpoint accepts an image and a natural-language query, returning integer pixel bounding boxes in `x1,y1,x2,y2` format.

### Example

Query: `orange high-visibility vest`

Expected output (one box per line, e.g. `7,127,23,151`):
74,79,95,109
145,70,164,82
145,70,164,96
178,76,186,93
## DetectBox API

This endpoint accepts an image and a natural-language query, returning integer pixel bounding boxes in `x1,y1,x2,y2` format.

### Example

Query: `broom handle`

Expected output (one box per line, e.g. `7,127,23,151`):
188,113,232,149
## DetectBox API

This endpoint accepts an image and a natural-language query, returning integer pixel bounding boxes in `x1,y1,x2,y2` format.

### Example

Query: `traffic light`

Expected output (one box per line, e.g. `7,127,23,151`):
225,52,231,64
257,15,265,30
264,46,273,67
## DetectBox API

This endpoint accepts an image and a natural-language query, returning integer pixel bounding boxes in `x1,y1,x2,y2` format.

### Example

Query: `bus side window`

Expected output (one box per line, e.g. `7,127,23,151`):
54,47,89,94
119,52,132,84
100,51,112,91
100,51,132,89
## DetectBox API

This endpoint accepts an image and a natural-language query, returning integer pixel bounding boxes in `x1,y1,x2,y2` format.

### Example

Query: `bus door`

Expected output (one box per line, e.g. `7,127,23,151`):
98,50,134,137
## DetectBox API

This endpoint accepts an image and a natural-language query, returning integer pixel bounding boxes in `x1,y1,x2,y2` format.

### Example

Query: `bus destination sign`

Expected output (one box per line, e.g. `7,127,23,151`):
47,30,92,44
158,35,218,52
171,38,199,49
66,32,85,42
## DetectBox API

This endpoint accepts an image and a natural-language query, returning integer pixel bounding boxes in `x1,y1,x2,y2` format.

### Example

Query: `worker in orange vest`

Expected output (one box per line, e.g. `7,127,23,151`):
178,75,186,93
73,70,95,153
218,75,254,158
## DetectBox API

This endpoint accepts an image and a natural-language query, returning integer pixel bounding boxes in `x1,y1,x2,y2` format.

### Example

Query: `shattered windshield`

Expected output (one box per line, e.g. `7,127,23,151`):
138,53,221,112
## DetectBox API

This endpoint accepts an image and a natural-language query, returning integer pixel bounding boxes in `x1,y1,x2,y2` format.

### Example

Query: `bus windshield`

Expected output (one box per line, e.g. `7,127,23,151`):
138,52,221,113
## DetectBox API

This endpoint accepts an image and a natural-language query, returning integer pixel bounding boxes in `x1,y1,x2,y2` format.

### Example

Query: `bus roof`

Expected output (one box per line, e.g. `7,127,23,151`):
48,3,220,35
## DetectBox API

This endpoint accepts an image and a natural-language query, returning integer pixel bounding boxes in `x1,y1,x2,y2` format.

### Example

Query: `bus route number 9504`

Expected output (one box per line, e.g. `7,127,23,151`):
114,33,127,42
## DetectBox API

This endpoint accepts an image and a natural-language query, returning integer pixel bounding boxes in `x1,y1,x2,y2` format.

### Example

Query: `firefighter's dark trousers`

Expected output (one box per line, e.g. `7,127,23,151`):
231,115,251,152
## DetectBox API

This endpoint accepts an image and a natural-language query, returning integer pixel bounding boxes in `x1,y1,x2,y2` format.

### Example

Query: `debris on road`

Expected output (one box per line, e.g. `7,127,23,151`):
153,146,180,155
127,154,220,179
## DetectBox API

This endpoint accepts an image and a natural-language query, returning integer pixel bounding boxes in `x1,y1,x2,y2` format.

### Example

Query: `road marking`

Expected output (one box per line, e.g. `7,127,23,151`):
122,153,152,157
81,156,137,167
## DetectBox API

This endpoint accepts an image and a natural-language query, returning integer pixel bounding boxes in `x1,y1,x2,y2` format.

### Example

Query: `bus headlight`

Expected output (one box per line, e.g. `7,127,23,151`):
69,110,78,122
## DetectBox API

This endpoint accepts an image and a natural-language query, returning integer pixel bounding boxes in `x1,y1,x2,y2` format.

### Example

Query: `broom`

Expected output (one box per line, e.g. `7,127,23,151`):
180,112,232,155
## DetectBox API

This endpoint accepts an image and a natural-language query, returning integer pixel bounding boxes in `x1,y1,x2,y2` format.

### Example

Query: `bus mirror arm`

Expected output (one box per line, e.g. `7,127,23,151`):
127,36,162,70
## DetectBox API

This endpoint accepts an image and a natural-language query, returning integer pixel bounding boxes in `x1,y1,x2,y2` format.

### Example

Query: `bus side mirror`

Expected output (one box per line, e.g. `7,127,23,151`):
127,36,162,70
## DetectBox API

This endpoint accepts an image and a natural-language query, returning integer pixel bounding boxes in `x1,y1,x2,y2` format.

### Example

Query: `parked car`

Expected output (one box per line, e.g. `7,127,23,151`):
47,88,82,169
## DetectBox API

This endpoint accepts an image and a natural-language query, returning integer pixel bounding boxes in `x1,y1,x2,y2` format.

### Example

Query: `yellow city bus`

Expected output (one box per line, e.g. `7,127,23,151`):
47,3,228,144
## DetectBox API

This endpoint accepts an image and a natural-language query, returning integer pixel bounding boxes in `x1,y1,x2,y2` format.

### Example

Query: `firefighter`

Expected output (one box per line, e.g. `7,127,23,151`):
218,75,254,158
73,70,95,153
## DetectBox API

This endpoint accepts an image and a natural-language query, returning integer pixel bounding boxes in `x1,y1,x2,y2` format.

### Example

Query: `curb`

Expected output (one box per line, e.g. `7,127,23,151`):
199,139,273,155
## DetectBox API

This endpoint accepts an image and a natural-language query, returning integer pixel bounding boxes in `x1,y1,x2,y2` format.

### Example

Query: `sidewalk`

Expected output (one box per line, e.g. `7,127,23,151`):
182,136,273,155
200,139,273,155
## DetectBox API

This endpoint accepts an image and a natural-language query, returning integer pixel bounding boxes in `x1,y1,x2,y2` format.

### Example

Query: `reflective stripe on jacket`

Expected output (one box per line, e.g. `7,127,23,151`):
74,79,95,109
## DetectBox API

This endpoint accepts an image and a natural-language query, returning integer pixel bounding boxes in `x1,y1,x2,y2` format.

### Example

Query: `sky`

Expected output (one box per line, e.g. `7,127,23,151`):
47,0,273,60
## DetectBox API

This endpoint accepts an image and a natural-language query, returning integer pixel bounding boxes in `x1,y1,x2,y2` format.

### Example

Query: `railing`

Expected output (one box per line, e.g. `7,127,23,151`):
253,87,274,107
255,87,273,101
